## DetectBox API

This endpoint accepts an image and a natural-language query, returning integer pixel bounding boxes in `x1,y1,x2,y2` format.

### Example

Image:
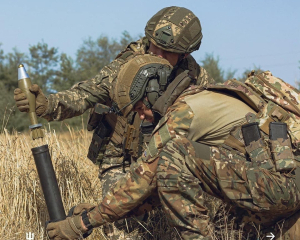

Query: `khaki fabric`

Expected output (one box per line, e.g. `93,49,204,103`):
185,90,255,145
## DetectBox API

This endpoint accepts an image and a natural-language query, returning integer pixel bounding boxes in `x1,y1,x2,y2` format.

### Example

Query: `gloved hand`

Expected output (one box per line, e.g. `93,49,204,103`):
68,203,95,216
66,203,95,239
46,215,87,240
14,84,48,117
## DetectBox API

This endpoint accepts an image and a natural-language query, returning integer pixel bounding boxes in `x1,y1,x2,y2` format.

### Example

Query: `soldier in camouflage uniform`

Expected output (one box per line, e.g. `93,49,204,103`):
14,6,214,239
47,54,300,240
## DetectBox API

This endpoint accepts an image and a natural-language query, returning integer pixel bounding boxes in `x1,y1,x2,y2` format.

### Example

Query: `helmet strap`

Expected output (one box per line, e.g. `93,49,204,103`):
173,53,186,69
179,53,188,64
142,98,151,109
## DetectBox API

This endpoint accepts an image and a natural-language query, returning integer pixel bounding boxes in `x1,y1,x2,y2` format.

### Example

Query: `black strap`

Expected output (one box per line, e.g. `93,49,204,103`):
81,211,93,231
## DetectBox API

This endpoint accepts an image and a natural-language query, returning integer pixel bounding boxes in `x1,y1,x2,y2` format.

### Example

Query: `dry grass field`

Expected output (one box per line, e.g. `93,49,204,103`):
0,124,265,240
0,125,105,239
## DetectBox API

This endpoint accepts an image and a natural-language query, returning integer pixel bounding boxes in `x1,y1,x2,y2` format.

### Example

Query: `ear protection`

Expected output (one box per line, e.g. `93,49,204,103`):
143,65,172,108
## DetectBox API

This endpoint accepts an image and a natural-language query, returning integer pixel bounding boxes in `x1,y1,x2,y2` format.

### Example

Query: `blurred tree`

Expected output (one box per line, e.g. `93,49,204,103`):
51,53,78,92
27,41,60,93
1,32,136,132
0,47,28,91
0,81,30,132
0,44,4,67
0,44,5,88
49,32,135,131
200,53,236,83
76,31,134,80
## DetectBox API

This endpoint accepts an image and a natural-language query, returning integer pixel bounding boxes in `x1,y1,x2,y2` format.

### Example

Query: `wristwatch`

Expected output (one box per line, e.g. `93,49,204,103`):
81,211,93,231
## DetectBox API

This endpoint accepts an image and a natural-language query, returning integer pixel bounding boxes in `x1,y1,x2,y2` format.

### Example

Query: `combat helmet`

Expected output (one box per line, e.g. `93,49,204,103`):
113,54,173,117
145,6,203,54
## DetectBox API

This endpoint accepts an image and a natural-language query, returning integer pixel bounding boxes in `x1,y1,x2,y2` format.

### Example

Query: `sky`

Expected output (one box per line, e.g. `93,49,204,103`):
1,0,300,86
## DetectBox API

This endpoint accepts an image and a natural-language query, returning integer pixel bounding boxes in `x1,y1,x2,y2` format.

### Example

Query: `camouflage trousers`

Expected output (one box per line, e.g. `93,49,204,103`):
100,168,146,240
93,137,300,240
99,142,177,240
99,141,142,240
93,139,213,240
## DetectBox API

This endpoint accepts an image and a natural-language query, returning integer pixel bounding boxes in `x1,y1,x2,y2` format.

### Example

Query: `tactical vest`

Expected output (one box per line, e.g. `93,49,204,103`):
87,38,204,165
87,39,150,165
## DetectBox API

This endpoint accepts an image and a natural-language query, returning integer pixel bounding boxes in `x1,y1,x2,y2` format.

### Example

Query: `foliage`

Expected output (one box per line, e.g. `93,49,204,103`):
200,53,268,84
0,87,30,133
0,47,28,91
200,53,236,83
0,31,134,133
51,53,79,92
75,31,134,81
27,41,60,93
0,79,31,133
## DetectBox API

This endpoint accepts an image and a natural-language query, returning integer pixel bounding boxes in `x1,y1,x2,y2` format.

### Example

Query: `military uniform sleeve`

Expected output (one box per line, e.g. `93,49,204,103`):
42,58,126,121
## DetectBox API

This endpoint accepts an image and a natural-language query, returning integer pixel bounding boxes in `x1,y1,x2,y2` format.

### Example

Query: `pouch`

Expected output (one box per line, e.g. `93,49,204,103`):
269,122,296,172
242,122,274,170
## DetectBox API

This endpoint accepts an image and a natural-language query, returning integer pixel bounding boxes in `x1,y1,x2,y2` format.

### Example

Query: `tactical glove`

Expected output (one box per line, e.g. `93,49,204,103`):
68,203,95,217
14,84,48,117
46,215,87,240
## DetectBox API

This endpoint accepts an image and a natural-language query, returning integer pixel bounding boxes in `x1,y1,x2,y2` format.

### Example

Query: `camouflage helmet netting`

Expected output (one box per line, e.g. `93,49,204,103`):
114,54,172,117
145,6,203,54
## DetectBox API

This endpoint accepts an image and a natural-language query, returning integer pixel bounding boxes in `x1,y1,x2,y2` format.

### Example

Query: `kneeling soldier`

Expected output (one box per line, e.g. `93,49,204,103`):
47,54,300,240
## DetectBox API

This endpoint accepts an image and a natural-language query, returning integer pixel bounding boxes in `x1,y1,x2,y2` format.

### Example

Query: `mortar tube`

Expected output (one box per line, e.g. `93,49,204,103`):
31,144,66,222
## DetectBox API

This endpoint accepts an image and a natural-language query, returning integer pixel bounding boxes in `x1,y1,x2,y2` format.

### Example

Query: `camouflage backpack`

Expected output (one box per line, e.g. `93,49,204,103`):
245,70,300,147
207,70,300,172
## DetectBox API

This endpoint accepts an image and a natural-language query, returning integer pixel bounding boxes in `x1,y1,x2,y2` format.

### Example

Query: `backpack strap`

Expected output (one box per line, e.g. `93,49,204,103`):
152,70,193,116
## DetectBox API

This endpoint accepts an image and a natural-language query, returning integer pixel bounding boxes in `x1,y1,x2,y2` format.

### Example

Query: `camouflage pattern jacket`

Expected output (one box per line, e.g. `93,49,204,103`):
41,37,214,166
87,81,300,239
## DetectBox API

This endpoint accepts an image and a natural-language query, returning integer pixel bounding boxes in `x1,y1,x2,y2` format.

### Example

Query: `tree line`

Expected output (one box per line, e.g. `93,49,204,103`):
0,32,134,132
0,31,289,133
